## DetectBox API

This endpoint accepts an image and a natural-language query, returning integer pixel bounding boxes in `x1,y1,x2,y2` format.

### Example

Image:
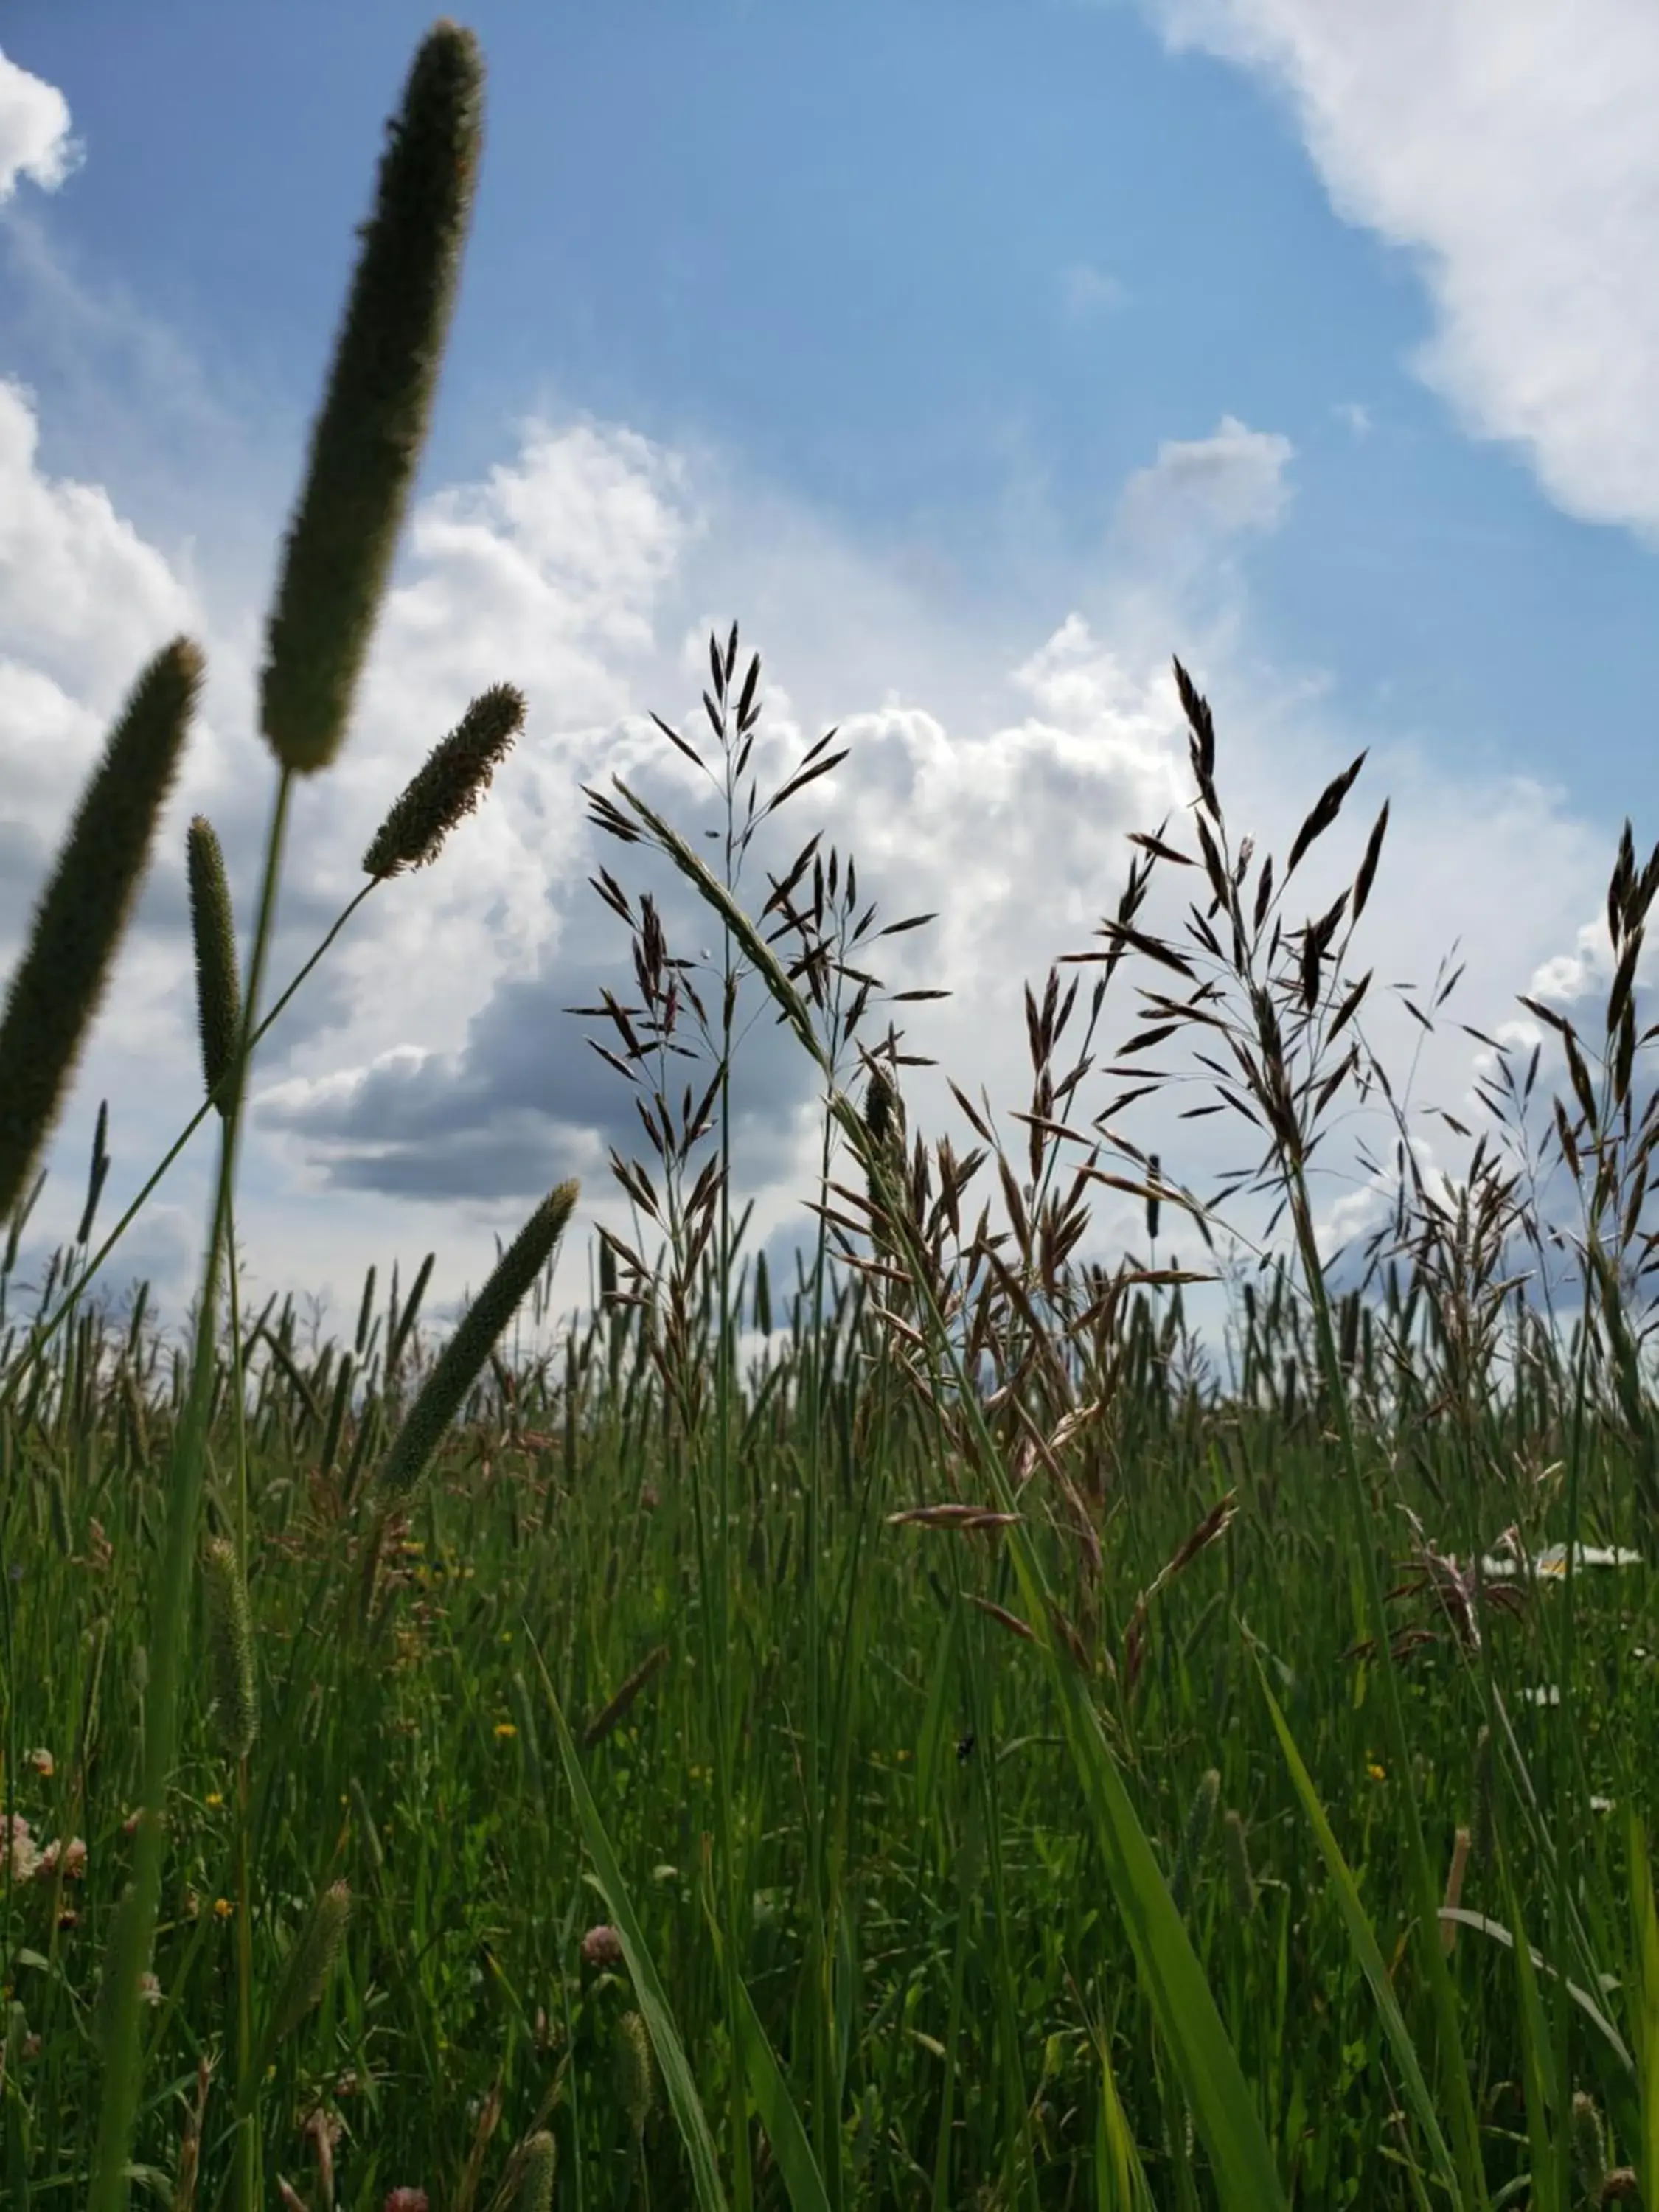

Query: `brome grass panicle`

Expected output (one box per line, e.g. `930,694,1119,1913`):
260,23,484,774
363,683,526,877
0,638,202,1222
186,815,242,1112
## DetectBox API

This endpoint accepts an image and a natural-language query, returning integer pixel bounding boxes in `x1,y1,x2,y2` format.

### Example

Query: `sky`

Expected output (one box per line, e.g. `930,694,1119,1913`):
0,0,1655,1365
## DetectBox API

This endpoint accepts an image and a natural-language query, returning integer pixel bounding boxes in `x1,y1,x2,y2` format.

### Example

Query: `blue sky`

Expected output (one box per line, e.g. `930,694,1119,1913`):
1,1,1653,1346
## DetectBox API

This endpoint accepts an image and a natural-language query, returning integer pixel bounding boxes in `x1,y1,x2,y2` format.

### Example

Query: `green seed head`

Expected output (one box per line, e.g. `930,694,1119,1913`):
201,1536,257,1761
616,2008,655,2135
380,1180,579,1498
0,639,202,1225
1222,1807,1256,1920
260,24,484,775
1571,2090,1607,2197
270,1879,352,2047
515,2129,557,2212
363,683,526,876
185,816,241,1111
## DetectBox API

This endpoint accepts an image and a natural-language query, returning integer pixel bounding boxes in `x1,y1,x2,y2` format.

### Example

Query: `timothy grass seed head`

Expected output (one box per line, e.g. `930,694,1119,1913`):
363,683,526,877
0,639,202,1225
185,816,241,1111
201,1536,257,1762
260,23,484,774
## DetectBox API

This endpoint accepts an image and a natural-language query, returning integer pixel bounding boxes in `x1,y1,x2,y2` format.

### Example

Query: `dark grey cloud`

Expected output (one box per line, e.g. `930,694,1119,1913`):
256,865,838,1205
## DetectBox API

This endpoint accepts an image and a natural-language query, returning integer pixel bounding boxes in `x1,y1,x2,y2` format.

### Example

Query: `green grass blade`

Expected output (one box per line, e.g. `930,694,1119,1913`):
1091,2017,1155,2212
1503,1854,1559,2212
1627,1813,1659,2205
611,771,1290,2212
1437,1911,1632,2074
1051,1674,1289,2209
529,1635,730,2212
733,1975,832,2212
1256,1655,1463,2207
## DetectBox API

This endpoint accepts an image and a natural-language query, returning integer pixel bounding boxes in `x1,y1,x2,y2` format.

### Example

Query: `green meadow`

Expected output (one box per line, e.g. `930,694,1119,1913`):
4,23,1659,2212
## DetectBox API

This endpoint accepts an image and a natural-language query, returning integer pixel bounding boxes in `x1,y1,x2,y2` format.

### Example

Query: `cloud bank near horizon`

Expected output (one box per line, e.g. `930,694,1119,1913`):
0,24,1644,1343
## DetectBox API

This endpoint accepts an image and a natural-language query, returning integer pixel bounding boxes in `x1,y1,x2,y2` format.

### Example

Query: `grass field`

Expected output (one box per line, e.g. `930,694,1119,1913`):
4,21,1659,2212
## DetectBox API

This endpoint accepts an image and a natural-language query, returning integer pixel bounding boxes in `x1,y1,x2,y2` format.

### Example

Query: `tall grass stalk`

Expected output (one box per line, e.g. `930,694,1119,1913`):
88,21,485,2202
90,765,295,2212
590,768,1293,2206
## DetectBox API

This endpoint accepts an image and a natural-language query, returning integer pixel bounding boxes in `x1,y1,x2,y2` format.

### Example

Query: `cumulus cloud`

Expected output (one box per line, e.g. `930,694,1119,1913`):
1138,0,1659,543
0,353,1630,1346
252,405,1615,1350
0,46,78,204
0,381,194,713
1112,414,1295,568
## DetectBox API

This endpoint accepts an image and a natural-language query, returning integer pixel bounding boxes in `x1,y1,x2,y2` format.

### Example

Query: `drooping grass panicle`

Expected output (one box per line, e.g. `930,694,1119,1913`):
201,1534,257,1761
0,638,203,1224
186,815,242,1112
379,1179,580,1497
363,682,526,877
260,23,484,775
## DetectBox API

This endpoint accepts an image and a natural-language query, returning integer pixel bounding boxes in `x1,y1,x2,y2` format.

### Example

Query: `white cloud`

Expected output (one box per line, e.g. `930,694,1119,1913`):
1332,400,1372,438
1112,414,1295,568
1061,261,1126,320
0,368,1627,1346
0,46,78,203
1138,0,1659,541
0,380,193,706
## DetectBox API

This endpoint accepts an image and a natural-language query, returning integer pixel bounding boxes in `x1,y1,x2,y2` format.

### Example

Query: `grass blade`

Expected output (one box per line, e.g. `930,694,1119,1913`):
1256,1655,1462,2206
529,1634,730,2212
1627,1813,1659,2205
733,1975,832,2212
